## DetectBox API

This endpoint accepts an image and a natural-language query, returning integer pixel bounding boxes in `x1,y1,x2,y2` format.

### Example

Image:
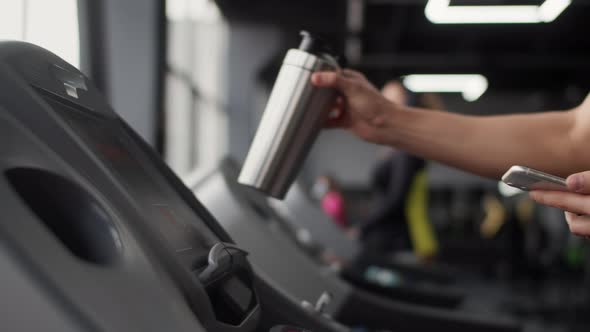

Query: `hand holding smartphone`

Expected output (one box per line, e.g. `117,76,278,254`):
501,166,568,192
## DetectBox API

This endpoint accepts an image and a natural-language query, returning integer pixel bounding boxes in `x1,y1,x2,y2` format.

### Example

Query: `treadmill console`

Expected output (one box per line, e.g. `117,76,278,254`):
0,42,259,332
38,71,260,330
40,91,217,266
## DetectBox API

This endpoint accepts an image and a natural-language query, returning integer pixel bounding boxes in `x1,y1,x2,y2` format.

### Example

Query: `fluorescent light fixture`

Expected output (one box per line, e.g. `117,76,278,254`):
539,0,572,22
425,0,571,24
403,74,488,102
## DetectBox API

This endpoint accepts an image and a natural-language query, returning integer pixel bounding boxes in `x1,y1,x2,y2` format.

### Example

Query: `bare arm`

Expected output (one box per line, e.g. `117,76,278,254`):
385,107,579,178
312,70,590,179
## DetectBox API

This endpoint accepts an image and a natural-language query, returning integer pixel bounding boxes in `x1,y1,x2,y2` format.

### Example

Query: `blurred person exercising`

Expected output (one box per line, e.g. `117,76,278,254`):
310,69,590,238
362,81,441,259
312,174,348,228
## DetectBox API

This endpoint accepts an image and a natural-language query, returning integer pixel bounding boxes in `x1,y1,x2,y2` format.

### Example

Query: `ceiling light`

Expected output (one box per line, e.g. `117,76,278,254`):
403,74,488,102
425,0,571,24
538,0,572,22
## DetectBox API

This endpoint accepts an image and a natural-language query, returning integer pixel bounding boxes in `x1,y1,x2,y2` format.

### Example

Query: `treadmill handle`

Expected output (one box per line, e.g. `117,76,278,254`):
198,242,249,286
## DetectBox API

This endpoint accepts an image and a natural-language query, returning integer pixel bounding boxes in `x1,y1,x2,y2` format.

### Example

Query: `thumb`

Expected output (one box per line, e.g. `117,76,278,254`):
311,71,353,93
566,171,590,194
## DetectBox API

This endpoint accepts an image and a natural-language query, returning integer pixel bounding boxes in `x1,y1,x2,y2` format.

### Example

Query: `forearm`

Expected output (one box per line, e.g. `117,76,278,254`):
380,107,581,179
311,70,590,178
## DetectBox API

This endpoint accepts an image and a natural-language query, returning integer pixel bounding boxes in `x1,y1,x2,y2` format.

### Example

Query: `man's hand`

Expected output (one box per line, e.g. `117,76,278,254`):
530,171,590,237
311,69,398,144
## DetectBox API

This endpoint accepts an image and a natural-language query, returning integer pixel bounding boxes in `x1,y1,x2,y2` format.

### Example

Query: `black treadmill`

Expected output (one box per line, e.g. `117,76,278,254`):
0,41,345,332
0,41,519,332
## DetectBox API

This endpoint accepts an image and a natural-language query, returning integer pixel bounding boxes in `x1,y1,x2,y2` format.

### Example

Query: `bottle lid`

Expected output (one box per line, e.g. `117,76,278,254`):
298,31,332,56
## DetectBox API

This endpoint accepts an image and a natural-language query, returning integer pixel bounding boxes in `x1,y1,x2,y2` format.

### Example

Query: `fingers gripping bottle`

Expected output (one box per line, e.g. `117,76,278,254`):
238,31,340,199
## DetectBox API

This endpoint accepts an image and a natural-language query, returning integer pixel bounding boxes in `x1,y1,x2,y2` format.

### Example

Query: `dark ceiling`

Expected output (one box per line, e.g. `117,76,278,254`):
215,0,590,92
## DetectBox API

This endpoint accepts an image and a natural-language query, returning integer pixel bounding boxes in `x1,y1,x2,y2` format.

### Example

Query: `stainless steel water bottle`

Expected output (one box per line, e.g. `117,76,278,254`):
238,31,340,199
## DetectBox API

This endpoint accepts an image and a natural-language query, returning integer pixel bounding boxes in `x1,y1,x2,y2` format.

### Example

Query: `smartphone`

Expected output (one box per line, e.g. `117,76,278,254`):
501,166,568,192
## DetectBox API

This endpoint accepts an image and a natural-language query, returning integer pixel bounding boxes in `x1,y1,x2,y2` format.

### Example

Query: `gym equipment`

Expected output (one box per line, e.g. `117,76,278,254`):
193,158,522,332
269,177,462,306
0,41,347,332
277,179,459,286
270,182,362,260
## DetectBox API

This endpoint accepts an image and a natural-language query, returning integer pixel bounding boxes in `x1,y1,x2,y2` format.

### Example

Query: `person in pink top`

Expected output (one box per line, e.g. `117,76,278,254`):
312,175,348,228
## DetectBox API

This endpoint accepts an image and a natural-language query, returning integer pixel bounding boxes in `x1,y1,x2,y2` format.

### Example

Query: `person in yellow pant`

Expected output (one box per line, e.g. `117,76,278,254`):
361,81,439,260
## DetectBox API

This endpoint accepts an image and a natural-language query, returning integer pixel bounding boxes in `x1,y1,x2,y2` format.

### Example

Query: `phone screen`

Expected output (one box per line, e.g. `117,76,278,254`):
502,166,568,192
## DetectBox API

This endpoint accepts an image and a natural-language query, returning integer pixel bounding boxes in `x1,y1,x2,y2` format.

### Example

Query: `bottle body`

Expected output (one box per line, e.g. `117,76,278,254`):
238,49,338,199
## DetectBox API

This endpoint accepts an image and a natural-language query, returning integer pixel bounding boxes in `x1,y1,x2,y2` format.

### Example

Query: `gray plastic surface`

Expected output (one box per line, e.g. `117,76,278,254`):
190,162,523,332
193,169,352,313
0,42,210,332
0,243,83,332
271,183,361,261
0,111,206,332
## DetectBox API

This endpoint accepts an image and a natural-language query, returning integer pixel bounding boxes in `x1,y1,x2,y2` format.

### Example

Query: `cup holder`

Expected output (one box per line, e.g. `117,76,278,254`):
5,168,122,265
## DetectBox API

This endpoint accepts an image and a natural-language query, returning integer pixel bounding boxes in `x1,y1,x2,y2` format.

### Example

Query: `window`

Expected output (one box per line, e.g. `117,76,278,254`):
0,0,79,68
164,0,229,178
